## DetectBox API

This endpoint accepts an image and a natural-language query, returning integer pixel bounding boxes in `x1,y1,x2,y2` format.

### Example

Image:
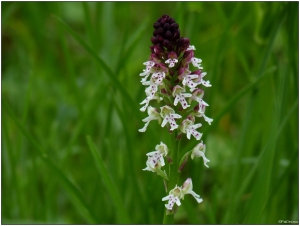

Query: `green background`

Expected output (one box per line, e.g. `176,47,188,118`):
2,2,298,224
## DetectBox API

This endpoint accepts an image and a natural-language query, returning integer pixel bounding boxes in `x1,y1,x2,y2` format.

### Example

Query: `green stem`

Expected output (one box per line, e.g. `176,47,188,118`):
163,208,174,224
163,131,180,224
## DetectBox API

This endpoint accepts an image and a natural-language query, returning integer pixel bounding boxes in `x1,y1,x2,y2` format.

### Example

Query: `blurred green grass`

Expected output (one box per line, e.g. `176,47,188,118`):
2,2,298,224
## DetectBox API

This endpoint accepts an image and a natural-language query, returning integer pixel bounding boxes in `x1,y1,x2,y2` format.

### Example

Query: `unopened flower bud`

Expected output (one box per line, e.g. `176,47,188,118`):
169,70,174,77
187,114,195,122
151,45,164,56
178,152,189,172
163,23,170,30
168,51,177,59
163,39,171,49
190,70,202,83
165,30,172,39
149,54,161,64
153,22,161,29
176,132,182,140
174,31,180,40
170,23,179,30
178,157,188,173
183,50,194,63
166,155,173,164
157,35,163,43
161,88,168,94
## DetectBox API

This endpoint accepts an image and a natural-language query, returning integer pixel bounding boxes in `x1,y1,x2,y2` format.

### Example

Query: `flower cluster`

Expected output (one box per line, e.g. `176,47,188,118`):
162,178,203,210
139,14,212,213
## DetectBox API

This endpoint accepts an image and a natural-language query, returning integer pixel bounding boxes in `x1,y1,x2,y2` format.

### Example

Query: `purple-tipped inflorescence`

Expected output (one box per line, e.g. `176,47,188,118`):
151,14,190,55
139,14,212,213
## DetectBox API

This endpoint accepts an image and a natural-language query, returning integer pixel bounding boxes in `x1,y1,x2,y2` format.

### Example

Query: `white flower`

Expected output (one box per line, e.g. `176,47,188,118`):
140,74,165,112
191,141,210,168
194,104,213,125
139,61,155,81
138,106,161,132
165,58,178,68
182,73,200,92
162,185,183,210
160,106,182,131
154,142,169,156
162,179,203,210
182,178,203,203
139,85,158,112
143,155,163,172
172,85,192,109
190,89,209,115
191,57,203,69
142,71,165,87
142,143,169,180
180,119,203,140
151,71,166,84
187,45,196,51
145,142,169,167
199,72,212,87
162,194,181,210
190,89,207,104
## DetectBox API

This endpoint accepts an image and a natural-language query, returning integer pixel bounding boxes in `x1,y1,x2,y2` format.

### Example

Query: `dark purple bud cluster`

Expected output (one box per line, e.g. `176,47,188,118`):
151,14,190,55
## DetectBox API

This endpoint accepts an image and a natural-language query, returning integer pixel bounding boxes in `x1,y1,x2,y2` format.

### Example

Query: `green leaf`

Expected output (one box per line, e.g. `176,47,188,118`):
178,151,191,172
156,169,169,181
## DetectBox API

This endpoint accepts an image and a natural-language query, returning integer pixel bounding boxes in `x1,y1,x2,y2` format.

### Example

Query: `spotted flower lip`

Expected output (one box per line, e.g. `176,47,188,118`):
140,72,166,112
162,194,181,210
139,84,159,112
162,178,202,210
165,58,178,68
146,142,169,168
191,57,203,69
143,143,170,181
194,104,213,125
180,119,203,140
143,142,168,170
139,61,155,81
143,155,163,172
190,88,205,103
162,185,183,210
160,105,182,131
182,73,200,92
172,85,192,109
191,141,210,168
181,178,203,203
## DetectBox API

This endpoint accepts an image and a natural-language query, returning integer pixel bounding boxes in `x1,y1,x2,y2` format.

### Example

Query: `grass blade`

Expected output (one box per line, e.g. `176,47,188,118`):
3,99,98,224
54,15,136,112
116,17,149,75
86,135,131,224
234,100,298,223
182,66,276,154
